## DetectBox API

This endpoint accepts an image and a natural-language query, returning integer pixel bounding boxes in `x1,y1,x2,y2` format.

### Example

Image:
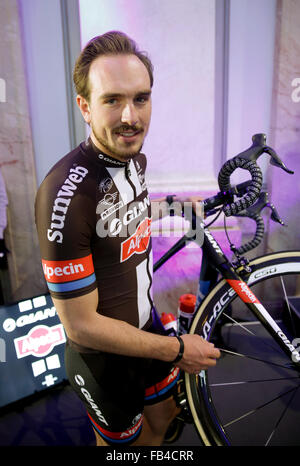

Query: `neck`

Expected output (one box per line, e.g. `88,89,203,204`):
90,132,132,163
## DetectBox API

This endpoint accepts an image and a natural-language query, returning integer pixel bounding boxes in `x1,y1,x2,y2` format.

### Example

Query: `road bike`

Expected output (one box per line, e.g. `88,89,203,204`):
153,133,300,446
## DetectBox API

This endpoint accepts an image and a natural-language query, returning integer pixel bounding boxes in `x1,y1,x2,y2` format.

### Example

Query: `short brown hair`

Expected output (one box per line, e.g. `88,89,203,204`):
73,31,154,101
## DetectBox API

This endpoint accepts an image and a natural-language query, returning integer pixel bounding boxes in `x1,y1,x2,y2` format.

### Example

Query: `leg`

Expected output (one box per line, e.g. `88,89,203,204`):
136,361,182,445
92,394,180,446
137,395,181,446
66,341,181,447
93,428,109,446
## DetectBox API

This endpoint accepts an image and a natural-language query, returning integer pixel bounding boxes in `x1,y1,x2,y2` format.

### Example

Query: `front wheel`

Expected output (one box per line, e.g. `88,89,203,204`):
185,251,300,446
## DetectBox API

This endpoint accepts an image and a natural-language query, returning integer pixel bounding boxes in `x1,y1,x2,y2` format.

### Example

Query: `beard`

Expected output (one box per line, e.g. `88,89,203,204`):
91,123,144,162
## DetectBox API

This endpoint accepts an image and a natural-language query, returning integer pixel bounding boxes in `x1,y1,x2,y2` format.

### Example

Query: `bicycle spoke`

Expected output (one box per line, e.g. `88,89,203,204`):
223,384,300,428
222,311,290,359
210,376,300,387
220,348,297,370
188,252,300,445
280,275,297,336
265,385,300,446
222,313,255,335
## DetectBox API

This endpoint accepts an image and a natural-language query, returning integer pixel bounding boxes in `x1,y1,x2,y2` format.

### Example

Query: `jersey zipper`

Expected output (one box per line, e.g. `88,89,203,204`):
125,162,137,198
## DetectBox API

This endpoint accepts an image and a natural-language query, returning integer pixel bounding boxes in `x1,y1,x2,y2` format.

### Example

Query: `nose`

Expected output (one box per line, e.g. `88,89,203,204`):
121,102,138,126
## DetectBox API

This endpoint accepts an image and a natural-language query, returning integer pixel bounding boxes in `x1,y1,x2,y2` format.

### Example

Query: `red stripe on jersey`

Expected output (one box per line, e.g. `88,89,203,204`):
226,279,260,304
42,255,94,283
145,366,180,398
87,412,144,441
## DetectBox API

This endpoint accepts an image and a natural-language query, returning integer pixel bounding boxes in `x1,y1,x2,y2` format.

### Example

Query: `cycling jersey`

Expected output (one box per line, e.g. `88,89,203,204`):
35,137,153,332
35,138,180,444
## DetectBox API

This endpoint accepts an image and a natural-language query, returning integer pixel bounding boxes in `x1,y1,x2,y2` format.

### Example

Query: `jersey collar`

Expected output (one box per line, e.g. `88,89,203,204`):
81,137,127,168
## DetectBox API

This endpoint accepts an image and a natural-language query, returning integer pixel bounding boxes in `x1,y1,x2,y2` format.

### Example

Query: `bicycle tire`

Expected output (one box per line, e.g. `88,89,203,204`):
185,251,300,446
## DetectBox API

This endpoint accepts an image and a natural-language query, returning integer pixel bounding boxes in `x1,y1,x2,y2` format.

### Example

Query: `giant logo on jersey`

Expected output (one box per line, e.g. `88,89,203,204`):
120,217,151,262
109,196,150,236
42,255,96,294
96,195,150,238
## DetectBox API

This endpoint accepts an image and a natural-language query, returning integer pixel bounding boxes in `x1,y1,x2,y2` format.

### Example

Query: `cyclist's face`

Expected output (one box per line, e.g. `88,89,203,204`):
77,54,152,162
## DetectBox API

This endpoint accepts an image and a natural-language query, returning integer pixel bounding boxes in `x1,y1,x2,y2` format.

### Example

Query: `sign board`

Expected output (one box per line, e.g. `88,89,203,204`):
0,293,67,408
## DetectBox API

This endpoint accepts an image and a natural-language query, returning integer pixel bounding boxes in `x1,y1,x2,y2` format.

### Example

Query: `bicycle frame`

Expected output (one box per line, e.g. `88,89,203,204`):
153,217,300,369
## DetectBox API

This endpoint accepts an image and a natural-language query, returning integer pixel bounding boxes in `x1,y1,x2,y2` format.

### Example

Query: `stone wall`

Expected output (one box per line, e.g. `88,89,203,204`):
0,0,46,302
267,0,300,253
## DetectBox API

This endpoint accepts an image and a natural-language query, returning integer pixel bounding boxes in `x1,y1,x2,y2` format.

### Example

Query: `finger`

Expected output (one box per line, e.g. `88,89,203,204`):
206,357,218,366
200,341,221,357
204,341,221,357
211,348,221,358
193,361,217,373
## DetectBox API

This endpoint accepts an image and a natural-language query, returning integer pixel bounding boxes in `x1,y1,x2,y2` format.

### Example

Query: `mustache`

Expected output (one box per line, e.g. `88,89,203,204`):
113,125,143,133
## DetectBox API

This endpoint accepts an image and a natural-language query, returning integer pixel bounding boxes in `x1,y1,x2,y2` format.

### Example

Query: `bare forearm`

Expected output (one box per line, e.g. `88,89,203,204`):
53,291,220,373
53,293,179,361
73,312,179,361
76,313,221,374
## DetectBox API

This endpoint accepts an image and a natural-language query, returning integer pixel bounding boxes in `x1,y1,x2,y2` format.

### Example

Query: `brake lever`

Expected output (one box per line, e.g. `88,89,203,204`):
236,191,286,226
264,146,294,174
238,191,269,216
232,133,266,162
233,133,294,175
268,202,286,226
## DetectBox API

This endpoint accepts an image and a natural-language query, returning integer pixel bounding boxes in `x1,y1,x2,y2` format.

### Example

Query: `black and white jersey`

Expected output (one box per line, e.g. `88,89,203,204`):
35,137,153,331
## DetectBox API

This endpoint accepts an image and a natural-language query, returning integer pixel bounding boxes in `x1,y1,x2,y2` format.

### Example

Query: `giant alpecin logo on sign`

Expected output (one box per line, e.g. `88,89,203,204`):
14,324,66,359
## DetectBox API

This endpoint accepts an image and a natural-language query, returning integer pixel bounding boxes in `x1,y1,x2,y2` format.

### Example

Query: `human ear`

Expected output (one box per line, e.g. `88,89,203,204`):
76,95,91,124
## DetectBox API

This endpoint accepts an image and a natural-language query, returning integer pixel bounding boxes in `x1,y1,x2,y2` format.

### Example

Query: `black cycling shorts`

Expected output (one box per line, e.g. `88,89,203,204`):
65,340,180,445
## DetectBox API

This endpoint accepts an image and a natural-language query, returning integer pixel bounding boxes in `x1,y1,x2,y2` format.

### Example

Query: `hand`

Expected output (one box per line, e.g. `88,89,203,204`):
175,334,221,374
174,195,204,219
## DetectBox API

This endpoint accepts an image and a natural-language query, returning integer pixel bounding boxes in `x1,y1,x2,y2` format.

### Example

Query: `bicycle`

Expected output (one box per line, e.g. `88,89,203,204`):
152,133,300,446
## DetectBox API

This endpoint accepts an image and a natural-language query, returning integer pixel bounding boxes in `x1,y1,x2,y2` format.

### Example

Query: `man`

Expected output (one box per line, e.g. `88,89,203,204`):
35,31,220,446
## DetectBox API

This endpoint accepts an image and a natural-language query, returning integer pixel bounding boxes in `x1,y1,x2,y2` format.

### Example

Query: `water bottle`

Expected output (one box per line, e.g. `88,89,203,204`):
178,294,196,335
160,312,178,336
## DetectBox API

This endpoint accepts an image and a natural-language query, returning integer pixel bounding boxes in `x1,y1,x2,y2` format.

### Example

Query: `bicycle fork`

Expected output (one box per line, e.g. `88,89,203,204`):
225,275,300,366
200,226,300,370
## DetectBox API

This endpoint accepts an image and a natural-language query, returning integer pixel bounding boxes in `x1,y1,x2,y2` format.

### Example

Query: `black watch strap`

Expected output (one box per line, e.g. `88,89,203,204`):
172,336,184,363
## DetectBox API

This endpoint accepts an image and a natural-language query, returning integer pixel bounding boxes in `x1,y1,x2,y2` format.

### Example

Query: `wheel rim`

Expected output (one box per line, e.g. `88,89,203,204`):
185,253,300,446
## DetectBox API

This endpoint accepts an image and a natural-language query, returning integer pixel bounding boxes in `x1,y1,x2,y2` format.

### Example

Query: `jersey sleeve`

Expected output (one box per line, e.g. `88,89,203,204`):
35,163,97,300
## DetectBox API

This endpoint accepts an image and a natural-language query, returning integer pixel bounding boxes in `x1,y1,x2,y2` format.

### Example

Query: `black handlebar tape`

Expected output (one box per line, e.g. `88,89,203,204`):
218,158,263,217
235,213,265,254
